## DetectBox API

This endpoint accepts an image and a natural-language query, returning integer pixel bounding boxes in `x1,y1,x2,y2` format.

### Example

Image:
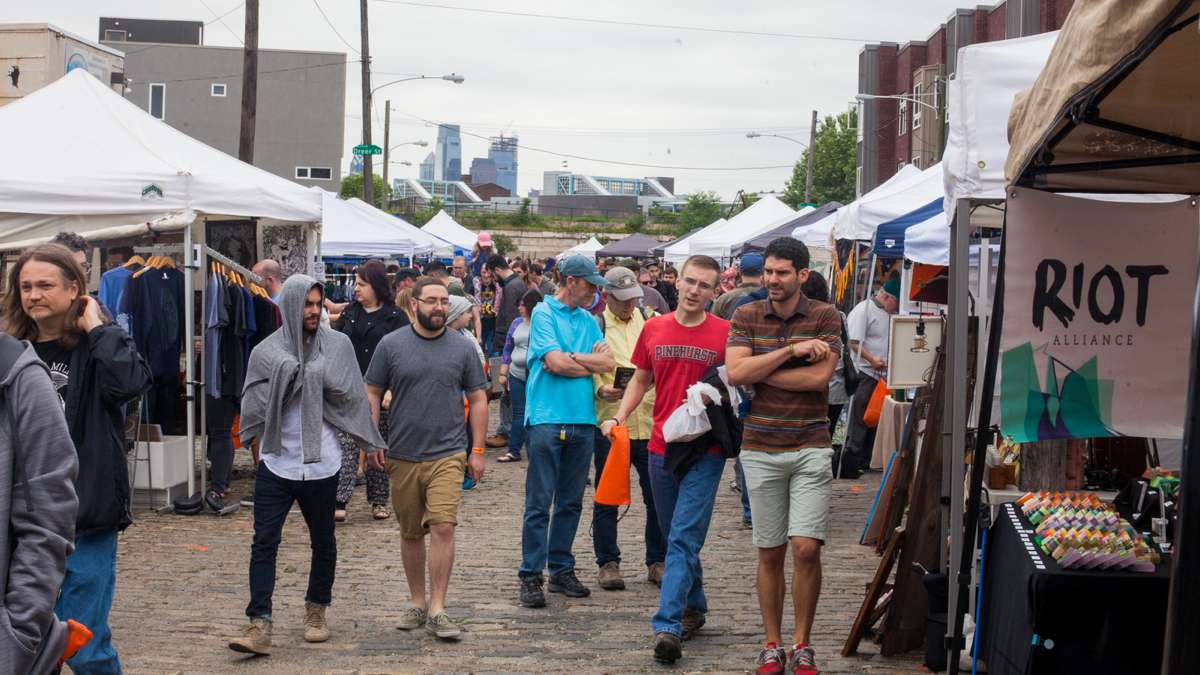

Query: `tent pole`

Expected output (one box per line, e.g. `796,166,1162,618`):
184,223,196,499
856,253,877,366
947,200,1007,675
1163,266,1200,674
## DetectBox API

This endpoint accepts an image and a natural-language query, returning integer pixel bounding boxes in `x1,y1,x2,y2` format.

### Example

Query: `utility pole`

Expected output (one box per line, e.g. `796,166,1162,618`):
237,0,259,163
382,100,391,197
359,0,374,206
804,109,818,204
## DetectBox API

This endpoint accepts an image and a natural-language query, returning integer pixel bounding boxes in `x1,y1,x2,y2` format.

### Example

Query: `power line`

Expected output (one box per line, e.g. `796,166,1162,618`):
374,1,880,43
312,0,362,55
389,109,794,171
198,0,245,45
145,58,359,84
205,2,245,26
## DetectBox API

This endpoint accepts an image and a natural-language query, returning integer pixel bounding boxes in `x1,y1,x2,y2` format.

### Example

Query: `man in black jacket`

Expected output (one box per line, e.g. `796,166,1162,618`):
486,254,527,448
4,243,152,674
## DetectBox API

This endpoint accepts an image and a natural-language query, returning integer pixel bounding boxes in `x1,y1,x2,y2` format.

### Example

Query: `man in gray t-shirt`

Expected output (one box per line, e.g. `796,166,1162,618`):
363,279,488,640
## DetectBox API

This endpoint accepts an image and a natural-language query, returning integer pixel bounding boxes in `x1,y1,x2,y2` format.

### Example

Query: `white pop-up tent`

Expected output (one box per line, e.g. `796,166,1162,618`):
320,192,438,258
792,210,839,250
834,162,943,242
420,210,477,253
663,219,724,265
560,236,604,259
684,195,798,260
830,164,922,242
0,69,321,248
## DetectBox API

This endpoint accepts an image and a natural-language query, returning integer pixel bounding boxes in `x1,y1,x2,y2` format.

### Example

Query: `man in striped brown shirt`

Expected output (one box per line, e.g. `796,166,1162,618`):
726,237,842,675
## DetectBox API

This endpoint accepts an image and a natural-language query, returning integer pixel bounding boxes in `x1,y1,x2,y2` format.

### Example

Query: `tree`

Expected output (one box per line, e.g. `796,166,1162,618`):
340,173,391,209
782,109,858,207
408,197,445,226
679,191,724,229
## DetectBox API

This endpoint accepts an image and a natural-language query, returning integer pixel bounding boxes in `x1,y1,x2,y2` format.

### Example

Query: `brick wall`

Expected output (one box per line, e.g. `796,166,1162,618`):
873,45,899,189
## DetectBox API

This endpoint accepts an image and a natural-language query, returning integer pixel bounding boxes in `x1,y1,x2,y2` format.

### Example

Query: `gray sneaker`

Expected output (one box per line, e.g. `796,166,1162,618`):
426,611,462,640
396,605,427,631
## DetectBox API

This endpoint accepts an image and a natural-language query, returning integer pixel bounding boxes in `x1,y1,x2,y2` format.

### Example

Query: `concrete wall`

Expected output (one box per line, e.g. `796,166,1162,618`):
538,194,639,218
105,41,346,189
490,230,672,260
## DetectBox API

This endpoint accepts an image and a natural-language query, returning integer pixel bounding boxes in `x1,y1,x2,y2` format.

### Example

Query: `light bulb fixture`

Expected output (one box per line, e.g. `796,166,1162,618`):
911,316,930,353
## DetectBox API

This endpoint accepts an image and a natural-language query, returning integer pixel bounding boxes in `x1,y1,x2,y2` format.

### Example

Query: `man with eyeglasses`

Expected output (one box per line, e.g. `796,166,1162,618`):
451,256,475,296
365,277,488,640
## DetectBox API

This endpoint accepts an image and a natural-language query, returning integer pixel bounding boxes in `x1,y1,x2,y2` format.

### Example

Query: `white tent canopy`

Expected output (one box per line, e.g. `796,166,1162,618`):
663,219,724,265
943,32,1058,212
685,195,799,259
560,236,604,259
835,163,942,241
0,68,320,248
420,210,477,252
792,211,839,250
320,192,438,258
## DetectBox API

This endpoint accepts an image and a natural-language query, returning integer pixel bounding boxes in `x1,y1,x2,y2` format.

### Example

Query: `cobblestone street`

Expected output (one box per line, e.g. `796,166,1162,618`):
109,407,923,674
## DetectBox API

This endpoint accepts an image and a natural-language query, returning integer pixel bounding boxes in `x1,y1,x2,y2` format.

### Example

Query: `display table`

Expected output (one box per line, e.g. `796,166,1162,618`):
870,396,911,470
978,502,1170,675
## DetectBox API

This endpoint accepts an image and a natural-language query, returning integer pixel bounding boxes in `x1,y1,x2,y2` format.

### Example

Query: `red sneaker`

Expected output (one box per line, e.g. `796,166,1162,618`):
755,645,787,674
788,644,819,674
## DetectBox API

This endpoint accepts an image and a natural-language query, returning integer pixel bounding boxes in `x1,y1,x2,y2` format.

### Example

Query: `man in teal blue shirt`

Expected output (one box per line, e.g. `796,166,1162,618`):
518,255,615,608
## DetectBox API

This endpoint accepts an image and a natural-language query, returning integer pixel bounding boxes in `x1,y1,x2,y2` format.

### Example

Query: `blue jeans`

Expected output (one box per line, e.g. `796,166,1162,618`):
507,377,528,458
56,528,122,675
736,458,752,522
520,423,595,579
649,452,725,637
593,430,665,567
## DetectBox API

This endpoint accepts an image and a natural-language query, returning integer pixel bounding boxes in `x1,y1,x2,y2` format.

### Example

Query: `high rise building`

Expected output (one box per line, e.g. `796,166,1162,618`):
469,157,498,185
434,124,461,182
419,152,436,181
488,134,519,198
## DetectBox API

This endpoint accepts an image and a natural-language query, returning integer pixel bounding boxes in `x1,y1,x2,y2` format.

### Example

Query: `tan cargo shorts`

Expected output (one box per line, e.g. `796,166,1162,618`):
386,453,466,539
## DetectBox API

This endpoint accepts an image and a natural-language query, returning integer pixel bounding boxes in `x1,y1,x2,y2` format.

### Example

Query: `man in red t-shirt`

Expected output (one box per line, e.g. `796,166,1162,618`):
601,255,728,666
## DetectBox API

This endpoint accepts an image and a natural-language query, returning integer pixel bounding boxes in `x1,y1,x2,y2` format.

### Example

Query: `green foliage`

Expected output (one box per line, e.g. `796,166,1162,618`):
339,173,391,209
491,233,515,254
513,198,535,226
782,109,858,207
406,197,445,226
679,191,724,229
648,207,679,225
625,213,645,232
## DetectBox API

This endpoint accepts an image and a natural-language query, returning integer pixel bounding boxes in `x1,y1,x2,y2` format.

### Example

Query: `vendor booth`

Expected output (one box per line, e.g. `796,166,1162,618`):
663,220,724,265
319,192,438,259
683,195,798,261
0,68,324,513
739,201,841,254
653,227,702,258
420,209,476,255
559,236,604,259
595,232,661,259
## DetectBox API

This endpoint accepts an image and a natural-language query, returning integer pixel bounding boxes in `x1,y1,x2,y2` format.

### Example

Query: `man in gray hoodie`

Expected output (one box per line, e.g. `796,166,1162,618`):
230,276,385,656
0,333,79,674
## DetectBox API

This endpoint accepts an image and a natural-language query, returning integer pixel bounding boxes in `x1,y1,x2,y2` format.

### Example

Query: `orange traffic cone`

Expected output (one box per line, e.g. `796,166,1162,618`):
595,425,631,506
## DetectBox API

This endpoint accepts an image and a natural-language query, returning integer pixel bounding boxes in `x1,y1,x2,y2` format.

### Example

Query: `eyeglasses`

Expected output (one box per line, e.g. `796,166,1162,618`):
416,297,451,307
81,261,93,275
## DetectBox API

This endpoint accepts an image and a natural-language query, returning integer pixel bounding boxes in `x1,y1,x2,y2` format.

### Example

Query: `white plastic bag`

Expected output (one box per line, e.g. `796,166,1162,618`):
662,382,721,443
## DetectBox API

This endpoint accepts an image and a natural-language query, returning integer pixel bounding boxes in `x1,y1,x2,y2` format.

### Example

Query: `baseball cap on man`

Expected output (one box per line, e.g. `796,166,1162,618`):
882,277,901,297
604,267,643,301
557,255,609,288
740,252,764,276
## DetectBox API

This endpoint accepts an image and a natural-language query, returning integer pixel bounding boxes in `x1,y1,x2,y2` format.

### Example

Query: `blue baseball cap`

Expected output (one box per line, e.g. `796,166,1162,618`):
557,255,609,288
740,252,764,275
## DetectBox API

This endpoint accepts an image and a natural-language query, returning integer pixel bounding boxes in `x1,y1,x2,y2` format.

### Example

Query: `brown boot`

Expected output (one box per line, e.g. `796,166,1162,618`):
304,602,331,643
597,561,625,590
228,617,272,655
646,561,664,586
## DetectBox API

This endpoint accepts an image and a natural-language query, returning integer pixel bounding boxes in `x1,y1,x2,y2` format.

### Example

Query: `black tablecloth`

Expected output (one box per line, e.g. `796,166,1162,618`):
978,502,1170,675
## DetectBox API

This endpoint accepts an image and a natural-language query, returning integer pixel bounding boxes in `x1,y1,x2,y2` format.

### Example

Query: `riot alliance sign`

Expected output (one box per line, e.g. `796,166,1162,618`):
999,188,1197,443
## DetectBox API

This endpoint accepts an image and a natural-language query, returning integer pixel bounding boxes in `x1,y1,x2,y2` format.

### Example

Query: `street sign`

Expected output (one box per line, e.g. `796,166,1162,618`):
353,144,382,156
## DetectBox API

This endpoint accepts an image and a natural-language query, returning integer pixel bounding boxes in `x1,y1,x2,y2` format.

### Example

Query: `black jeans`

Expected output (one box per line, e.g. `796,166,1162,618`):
828,403,845,438
206,395,238,492
843,375,879,473
246,463,338,619
147,375,179,434
592,429,666,567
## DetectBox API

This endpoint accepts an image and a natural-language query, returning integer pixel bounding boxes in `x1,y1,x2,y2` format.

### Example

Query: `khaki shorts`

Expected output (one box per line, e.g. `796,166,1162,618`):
386,453,466,539
740,447,834,547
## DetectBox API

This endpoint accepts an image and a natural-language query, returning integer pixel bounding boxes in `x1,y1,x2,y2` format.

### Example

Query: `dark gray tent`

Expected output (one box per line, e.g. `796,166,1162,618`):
736,202,842,254
596,233,662,258
651,227,702,256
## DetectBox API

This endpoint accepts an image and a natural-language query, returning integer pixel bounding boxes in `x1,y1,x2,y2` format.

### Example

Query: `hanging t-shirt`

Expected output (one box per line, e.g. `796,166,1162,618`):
33,339,72,411
630,312,730,456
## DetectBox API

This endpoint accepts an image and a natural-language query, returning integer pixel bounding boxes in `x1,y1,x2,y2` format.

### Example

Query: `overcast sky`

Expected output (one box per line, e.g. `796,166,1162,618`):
14,0,964,199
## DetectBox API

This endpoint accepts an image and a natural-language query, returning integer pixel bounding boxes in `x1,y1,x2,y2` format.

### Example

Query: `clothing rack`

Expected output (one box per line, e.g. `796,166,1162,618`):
203,245,263,285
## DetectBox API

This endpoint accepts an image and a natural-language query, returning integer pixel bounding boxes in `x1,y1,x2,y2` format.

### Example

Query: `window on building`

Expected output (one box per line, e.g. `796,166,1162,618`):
295,167,333,181
103,29,127,42
912,156,923,169
898,161,907,172
912,83,923,130
211,83,227,97
149,83,165,120
933,78,941,118
897,98,907,136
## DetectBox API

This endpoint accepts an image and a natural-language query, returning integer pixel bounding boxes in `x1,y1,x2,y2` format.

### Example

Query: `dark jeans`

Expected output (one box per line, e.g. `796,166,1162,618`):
592,429,665,567
146,375,179,435
519,423,594,579
735,459,752,522
844,375,879,473
508,376,528,458
247,463,338,619
828,403,845,437
205,395,237,492
56,529,121,674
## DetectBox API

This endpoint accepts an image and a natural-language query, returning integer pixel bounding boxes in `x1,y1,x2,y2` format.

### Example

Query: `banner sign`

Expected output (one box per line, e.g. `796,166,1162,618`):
1000,188,1197,442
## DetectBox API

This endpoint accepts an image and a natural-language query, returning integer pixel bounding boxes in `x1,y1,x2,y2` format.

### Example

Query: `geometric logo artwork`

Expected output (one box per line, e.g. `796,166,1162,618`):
1000,342,1115,443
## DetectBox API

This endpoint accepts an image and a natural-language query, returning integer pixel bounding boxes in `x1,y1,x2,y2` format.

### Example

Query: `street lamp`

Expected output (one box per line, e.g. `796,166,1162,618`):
746,131,809,147
854,92,937,113
364,73,465,206
390,140,429,152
